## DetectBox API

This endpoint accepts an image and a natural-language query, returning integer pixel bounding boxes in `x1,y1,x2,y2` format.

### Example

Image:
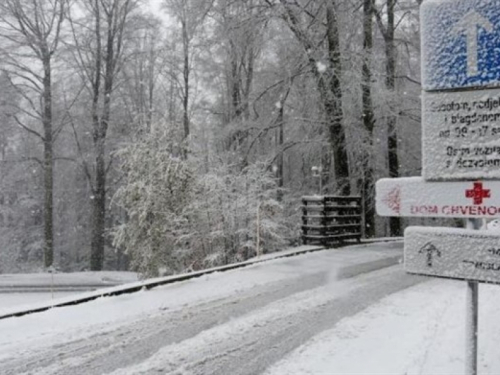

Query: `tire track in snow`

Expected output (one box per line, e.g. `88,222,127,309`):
0,273,327,375
0,245,407,375
106,266,424,375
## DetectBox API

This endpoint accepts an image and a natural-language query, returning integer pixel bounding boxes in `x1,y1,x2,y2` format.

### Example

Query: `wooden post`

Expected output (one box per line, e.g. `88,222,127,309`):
256,202,261,257
302,198,308,245
321,196,327,247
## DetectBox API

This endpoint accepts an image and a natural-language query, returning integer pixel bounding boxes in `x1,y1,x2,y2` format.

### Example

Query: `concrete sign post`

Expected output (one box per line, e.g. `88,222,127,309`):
464,219,482,375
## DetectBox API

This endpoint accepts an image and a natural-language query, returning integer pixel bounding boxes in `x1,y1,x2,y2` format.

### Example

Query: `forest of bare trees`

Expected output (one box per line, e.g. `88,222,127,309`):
0,0,422,276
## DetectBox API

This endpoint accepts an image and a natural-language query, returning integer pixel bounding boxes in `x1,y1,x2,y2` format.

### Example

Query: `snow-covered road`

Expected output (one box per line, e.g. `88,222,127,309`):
0,242,423,374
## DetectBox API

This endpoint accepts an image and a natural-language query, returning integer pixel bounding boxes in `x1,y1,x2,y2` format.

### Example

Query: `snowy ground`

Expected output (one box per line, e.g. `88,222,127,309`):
265,279,500,375
0,242,498,374
0,292,77,309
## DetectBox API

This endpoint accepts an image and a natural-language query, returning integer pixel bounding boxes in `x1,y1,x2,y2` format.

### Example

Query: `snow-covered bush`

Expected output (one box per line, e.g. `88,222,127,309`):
112,127,194,277
112,127,289,277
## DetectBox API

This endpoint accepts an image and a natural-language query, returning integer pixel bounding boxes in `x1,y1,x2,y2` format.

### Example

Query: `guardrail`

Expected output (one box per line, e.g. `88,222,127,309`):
0,245,324,320
0,238,402,320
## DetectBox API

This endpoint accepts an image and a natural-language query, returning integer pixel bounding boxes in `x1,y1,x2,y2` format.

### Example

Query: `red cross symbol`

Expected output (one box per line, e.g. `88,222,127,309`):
465,182,491,205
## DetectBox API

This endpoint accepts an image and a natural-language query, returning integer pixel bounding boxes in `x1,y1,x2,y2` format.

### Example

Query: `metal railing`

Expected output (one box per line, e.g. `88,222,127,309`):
301,195,362,246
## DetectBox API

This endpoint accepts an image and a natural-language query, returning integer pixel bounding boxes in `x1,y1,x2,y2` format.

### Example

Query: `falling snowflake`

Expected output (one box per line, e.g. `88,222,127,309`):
316,61,327,73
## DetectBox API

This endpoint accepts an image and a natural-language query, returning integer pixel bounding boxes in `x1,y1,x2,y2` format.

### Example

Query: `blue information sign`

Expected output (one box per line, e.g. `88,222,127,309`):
421,0,500,91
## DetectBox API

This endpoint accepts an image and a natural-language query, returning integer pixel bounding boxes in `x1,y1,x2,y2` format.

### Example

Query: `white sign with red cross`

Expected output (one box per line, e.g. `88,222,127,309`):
376,177,500,218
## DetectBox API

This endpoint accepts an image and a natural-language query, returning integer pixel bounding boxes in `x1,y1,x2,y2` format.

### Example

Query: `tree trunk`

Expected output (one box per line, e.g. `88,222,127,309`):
230,41,242,120
279,0,350,195
182,18,190,159
91,45,114,270
326,2,350,195
89,0,132,270
276,98,284,201
0,0,64,269
90,144,106,270
42,57,54,268
146,33,156,133
89,0,103,271
385,0,401,236
242,44,255,120
361,0,375,237
90,4,116,271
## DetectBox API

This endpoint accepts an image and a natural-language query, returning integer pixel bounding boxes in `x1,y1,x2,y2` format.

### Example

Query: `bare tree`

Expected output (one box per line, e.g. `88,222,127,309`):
375,0,401,236
68,0,136,270
163,0,213,158
119,15,162,134
361,0,375,236
278,0,350,195
209,0,269,155
0,0,65,267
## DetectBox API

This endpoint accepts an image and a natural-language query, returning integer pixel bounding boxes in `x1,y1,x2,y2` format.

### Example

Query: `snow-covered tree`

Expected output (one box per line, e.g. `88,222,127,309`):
181,160,287,269
112,125,194,277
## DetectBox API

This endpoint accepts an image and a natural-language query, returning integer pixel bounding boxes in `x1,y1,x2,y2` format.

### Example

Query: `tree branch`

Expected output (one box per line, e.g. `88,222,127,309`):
12,115,44,140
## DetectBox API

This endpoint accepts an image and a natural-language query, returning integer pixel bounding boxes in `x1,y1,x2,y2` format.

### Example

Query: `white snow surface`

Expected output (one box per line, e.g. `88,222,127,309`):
0,293,77,309
265,280,500,375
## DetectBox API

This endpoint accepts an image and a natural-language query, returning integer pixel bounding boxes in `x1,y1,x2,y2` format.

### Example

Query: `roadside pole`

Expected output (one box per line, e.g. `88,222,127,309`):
465,218,482,375
465,280,478,375
256,202,261,257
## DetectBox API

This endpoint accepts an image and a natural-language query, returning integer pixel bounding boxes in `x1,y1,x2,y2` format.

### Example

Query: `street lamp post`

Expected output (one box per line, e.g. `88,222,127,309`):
311,166,323,195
